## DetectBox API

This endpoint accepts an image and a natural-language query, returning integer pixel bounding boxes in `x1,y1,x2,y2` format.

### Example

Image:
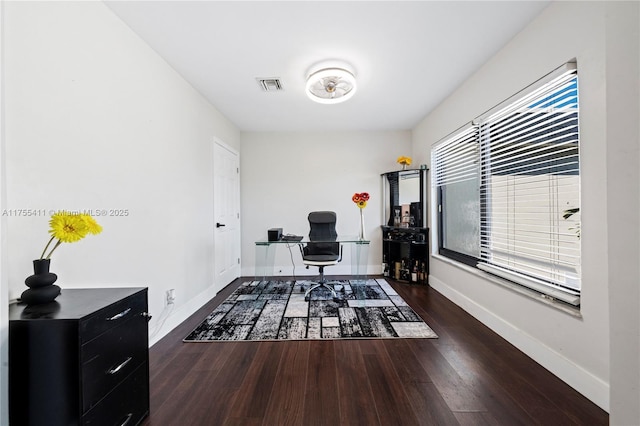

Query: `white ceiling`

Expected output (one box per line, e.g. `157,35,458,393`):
105,1,550,132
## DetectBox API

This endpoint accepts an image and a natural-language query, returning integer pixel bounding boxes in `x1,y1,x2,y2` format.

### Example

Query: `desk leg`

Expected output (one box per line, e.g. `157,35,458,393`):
255,244,276,282
350,242,369,299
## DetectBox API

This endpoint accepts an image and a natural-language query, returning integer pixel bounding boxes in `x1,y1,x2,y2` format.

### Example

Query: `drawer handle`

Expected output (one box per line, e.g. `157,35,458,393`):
107,356,132,375
107,307,131,321
119,413,133,426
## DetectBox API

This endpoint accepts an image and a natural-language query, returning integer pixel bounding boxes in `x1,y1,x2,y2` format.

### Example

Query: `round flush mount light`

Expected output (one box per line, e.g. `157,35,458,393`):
305,66,357,104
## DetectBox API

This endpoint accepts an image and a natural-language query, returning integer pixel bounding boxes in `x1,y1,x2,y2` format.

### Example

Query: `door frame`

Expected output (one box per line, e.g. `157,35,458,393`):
213,137,241,289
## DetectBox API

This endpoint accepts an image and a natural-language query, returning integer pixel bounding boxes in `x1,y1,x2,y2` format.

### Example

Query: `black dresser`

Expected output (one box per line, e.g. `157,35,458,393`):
9,287,150,426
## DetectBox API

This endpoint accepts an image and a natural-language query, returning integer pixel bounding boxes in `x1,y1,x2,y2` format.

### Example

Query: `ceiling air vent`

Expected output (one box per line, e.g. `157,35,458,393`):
257,78,284,92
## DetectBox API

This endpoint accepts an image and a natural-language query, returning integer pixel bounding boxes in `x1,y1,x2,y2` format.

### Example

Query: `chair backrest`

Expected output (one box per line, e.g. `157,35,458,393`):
308,211,337,240
305,211,339,256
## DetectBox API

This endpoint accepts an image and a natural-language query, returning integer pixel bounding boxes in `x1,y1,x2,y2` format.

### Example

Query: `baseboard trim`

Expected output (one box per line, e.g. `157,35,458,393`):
429,275,610,412
148,283,220,347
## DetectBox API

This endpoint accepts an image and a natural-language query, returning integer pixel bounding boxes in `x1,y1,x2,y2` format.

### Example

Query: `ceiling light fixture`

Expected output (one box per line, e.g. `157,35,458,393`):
305,66,357,104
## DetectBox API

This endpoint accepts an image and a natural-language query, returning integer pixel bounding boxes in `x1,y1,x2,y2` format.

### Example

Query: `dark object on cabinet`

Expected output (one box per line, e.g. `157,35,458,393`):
382,226,429,284
381,168,429,284
9,287,150,426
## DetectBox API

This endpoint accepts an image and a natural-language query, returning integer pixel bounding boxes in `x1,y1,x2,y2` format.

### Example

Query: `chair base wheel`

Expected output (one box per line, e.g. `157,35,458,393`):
303,281,338,301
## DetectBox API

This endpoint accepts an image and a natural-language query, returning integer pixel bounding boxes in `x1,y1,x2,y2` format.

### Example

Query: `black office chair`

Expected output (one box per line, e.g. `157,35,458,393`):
300,211,343,301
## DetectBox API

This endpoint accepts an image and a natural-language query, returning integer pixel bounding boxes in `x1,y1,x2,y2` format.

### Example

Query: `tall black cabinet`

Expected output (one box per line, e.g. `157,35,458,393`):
381,168,429,284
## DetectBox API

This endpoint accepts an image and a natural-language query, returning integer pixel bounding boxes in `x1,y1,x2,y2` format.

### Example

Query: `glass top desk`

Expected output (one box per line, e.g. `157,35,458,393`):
254,236,370,283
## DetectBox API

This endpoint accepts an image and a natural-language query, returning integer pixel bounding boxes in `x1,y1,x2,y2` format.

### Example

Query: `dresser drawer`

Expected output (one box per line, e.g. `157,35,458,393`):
80,290,147,344
81,312,148,412
83,363,149,426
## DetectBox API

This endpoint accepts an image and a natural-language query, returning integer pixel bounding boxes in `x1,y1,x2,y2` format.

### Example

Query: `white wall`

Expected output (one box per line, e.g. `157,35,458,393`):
240,131,411,278
605,2,640,424
0,1,7,422
414,1,639,414
0,3,240,422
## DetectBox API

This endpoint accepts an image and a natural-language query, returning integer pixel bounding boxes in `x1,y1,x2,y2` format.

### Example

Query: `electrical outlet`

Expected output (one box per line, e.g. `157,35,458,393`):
166,289,176,305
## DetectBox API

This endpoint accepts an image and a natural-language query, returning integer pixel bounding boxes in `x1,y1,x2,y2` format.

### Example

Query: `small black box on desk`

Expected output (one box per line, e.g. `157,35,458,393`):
268,228,283,241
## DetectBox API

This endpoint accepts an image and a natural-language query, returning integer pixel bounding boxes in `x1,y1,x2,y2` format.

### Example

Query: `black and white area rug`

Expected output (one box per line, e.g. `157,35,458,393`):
184,279,437,342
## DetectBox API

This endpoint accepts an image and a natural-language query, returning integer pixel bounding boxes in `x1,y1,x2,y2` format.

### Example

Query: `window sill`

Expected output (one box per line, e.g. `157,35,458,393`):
431,254,582,318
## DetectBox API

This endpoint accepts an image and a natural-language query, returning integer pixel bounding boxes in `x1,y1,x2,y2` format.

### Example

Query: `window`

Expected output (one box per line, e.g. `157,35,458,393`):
432,63,581,306
433,126,480,265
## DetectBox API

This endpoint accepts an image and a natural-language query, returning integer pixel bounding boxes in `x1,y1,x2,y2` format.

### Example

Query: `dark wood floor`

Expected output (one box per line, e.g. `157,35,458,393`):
142,276,608,426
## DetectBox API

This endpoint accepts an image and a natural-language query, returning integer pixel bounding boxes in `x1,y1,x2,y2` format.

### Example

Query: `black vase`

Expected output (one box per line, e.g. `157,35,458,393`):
21,259,61,305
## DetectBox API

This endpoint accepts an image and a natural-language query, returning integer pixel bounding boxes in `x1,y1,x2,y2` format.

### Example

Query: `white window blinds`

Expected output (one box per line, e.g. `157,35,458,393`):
431,62,581,306
432,126,479,188
432,126,481,259
478,63,580,304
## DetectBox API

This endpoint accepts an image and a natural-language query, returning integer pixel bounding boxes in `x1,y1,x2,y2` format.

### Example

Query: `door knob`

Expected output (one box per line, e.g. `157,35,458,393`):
216,222,226,228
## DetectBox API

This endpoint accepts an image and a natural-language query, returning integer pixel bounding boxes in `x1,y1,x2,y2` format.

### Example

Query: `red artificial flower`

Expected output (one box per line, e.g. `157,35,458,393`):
352,192,370,208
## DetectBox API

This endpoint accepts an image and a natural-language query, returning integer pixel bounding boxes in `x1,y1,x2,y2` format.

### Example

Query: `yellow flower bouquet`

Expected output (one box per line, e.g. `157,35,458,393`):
397,156,412,169
40,211,103,260
22,211,103,304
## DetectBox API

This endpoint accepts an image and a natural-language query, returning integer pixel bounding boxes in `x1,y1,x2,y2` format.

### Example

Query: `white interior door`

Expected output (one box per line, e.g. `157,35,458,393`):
213,139,240,287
